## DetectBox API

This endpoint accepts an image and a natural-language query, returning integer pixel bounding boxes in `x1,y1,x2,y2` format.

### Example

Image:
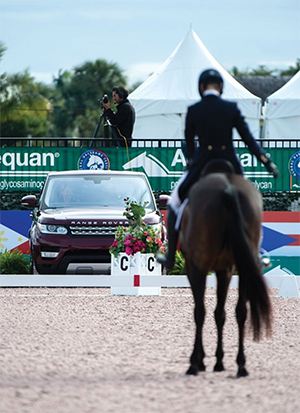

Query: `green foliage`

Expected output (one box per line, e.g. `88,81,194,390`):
230,60,300,77
0,41,7,60
230,66,251,76
123,197,147,227
0,249,31,274
167,251,186,275
1,44,128,138
263,192,300,211
279,59,300,76
0,192,40,210
52,60,127,137
109,198,165,257
249,65,275,76
0,70,53,137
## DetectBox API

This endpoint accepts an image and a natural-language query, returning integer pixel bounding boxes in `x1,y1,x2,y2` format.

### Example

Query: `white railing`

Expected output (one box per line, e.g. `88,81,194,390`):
0,274,299,297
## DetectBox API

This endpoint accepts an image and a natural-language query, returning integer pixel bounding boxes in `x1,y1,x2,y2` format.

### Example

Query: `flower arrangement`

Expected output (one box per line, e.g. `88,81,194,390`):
109,197,166,258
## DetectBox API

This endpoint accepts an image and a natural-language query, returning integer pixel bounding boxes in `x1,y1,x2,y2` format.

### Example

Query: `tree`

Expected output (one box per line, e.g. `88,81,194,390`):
280,59,300,76
0,70,53,137
230,66,250,76
0,43,54,137
249,65,275,76
53,60,127,137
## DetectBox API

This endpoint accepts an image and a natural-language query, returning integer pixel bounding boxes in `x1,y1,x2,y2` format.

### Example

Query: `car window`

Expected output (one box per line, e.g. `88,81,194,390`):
41,175,155,210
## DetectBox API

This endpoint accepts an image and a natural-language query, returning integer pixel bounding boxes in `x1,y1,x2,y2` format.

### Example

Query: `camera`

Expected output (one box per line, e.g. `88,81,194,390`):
98,94,109,108
102,94,108,104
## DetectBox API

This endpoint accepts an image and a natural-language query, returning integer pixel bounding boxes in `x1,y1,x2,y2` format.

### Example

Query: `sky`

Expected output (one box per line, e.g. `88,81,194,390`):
0,0,299,88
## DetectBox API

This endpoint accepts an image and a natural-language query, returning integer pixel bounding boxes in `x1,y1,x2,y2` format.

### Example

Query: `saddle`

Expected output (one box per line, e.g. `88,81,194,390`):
175,159,235,231
201,159,235,176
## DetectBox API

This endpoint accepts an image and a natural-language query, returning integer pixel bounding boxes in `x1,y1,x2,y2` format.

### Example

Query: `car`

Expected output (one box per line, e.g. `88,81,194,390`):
21,170,166,275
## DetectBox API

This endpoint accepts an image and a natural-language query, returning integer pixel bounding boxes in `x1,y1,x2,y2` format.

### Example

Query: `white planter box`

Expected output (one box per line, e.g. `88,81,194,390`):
111,252,162,295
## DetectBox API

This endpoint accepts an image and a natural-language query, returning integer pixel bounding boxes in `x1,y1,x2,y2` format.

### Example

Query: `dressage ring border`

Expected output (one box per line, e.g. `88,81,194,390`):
0,274,299,297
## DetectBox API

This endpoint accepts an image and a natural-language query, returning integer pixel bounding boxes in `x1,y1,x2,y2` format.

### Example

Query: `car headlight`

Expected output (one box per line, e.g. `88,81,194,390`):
38,223,68,235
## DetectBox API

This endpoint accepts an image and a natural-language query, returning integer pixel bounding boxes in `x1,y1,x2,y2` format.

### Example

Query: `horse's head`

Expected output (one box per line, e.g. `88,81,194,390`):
87,155,104,169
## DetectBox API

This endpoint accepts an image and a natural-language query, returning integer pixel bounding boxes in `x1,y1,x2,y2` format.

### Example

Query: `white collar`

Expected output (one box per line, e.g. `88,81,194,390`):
203,90,220,97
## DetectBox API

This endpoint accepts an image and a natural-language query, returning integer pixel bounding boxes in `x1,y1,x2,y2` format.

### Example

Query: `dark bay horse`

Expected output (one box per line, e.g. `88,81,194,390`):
180,165,272,377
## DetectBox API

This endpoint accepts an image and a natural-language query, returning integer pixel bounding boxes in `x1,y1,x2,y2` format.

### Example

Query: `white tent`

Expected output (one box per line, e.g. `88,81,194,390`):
129,29,262,140
264,70,300,140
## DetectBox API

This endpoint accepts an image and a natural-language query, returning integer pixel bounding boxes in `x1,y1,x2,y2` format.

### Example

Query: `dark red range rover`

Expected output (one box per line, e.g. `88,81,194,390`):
21,170,166,275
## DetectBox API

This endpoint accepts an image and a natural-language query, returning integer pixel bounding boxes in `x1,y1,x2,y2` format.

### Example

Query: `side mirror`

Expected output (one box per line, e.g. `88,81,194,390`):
158,194,171,209
21,195,38,208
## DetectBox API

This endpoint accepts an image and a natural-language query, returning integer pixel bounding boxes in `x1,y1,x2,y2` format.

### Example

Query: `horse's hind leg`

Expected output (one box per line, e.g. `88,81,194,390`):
186,262,207,376
236,280,248,377
214,269,231,372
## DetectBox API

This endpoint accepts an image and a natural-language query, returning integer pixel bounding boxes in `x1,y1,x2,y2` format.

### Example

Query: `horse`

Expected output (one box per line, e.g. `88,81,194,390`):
179,161,272,377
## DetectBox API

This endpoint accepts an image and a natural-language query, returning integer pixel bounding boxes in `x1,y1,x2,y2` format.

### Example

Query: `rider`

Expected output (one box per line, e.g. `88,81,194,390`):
156,68,279,270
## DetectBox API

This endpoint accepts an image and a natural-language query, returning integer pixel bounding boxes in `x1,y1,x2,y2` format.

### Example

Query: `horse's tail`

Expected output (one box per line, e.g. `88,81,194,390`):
223,181,272,341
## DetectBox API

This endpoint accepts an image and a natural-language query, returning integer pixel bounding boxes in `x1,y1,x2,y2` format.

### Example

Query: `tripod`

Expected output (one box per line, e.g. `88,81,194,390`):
89,107,122,148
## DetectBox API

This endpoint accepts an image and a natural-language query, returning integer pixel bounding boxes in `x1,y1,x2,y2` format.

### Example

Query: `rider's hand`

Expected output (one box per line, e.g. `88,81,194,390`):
265,160,279,178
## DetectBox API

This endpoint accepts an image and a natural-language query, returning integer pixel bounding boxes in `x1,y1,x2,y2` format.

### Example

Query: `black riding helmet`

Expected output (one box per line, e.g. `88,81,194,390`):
199,69,224,96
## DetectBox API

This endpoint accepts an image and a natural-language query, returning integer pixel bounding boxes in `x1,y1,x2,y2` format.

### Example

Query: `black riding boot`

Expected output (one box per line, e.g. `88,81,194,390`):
156,207,178,270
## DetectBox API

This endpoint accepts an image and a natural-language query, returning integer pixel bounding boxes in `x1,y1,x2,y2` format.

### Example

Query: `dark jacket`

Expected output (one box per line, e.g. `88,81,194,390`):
179,94,267,201
105,99,135,146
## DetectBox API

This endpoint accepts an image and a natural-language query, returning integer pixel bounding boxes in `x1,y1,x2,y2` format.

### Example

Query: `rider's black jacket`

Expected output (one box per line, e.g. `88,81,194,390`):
178,93,268,201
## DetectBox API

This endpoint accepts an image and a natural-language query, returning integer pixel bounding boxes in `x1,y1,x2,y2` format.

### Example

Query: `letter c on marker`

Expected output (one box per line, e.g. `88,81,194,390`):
148,256,155,272
120,256,129,271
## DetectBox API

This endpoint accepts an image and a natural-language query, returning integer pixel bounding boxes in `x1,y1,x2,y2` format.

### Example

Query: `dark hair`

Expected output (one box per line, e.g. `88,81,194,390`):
112,86,129,99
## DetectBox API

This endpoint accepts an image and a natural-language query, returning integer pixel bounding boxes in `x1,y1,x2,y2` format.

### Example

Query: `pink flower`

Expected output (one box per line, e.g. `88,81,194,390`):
146,236,152,243
134,240,146,252
125,246,134,255
124,236,133,246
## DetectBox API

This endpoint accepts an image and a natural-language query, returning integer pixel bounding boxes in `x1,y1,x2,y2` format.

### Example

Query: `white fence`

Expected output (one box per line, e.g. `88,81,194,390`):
0,274,299,297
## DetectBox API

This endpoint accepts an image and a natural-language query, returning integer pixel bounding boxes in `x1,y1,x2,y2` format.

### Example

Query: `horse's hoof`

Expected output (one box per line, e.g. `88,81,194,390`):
186,365,199,376
213,362,225,372
237,367,249,378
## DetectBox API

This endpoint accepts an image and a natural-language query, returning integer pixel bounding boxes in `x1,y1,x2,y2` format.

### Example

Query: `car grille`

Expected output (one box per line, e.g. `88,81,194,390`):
70,225,118,236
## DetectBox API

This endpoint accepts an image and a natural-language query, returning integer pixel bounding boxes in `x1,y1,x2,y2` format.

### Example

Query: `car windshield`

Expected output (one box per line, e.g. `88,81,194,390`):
41,174,155,210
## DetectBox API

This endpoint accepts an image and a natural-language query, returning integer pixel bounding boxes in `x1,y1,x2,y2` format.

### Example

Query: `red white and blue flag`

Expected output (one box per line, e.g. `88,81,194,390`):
261,212,300,257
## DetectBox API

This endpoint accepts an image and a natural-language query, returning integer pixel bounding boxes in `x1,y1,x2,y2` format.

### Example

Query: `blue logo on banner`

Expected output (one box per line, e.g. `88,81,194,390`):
289,150,300,180
78,149,110,170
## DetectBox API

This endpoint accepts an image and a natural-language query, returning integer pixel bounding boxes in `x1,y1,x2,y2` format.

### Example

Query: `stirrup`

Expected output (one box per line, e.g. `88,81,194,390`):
260,257,271,269
156,253,175,270
259,249,271,269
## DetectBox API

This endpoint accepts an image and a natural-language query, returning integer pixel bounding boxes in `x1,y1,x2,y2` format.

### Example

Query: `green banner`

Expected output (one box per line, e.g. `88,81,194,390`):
1,146,299,192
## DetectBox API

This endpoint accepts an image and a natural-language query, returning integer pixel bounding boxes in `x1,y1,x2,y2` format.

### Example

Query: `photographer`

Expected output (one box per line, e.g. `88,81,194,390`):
102,86,135,148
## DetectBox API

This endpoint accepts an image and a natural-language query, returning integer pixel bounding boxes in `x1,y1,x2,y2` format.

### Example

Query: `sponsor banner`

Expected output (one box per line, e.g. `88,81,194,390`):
1,147,300,192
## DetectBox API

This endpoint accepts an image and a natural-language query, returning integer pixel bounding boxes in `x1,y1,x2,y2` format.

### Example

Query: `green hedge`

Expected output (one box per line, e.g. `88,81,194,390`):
0,249,31,274
0,190,299,211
